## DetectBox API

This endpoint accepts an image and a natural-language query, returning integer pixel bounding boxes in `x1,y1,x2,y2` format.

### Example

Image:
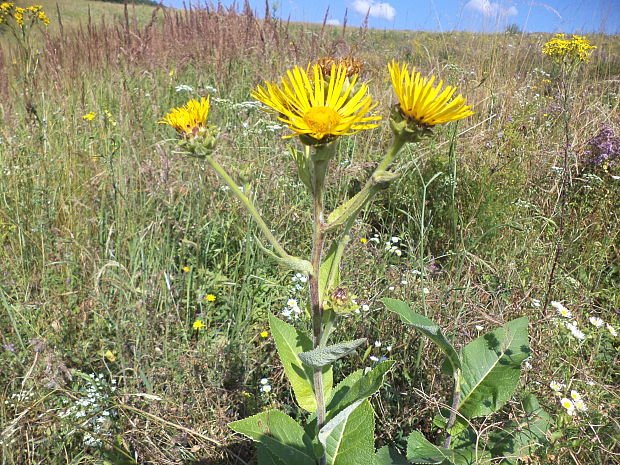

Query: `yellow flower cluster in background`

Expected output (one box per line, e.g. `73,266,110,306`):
542,34,596,63
0,3,49,26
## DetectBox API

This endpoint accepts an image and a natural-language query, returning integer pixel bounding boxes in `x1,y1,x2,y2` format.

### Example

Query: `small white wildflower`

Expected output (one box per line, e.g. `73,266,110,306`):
175,84,194,92
361,304,370,311
560,398,575,415
423,288,430,295
475,325,484,331
570,390,582,401
524,360,533,370
391,236,400,243
260,378,269,385
606,324,618,337
204,85,218,94
565,321,586,340
401,279,408,285
369,356,379,362
531,298,541,307
388,286,395,291
574,399,587,412
298,274,308,283
589,316,604,327
412,270,421,275
551,301,572,318
374,341,382,348
260,384,272,393
550,381,565,392
287,299,298,308
386,345,392,352
395,250,402,257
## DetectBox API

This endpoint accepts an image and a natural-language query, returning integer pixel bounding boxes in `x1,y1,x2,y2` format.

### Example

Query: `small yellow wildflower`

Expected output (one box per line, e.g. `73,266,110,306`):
542,34,596,63
169,69,175,77
160,97,211,138
104,350,116,362
82,111,96,121
359,237,367,244
388,61,474,127
193,320,206,330
205,294,216,302
182,266,190,273
260,331,269,338
252,63,381,142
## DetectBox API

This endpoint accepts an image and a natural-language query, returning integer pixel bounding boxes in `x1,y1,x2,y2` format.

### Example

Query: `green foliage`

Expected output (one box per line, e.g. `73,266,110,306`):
268,313,333,412
318,400,375,465
229,410,317,465
299,338,367,368
382,298,461,374
457,317,530,422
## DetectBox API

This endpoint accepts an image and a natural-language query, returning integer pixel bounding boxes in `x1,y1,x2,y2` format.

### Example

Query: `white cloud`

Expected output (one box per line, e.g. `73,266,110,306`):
326,18,341,26
350,0,396,21
465,0,518,18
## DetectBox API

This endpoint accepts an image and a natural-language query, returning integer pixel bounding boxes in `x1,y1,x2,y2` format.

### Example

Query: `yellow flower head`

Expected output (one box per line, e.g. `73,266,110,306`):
542,34,596,63
205,294,216,302
82,111,96,121
260,331,269,338
388,61,473,127
193,320,206,330
252,63,381,142
160,97,211,138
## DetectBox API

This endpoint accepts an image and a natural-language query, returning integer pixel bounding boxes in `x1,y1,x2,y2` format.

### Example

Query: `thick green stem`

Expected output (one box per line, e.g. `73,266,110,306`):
309,154,329,436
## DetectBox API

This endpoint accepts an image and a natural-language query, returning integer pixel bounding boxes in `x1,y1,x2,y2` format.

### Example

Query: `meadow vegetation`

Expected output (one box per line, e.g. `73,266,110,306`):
0,2,618,464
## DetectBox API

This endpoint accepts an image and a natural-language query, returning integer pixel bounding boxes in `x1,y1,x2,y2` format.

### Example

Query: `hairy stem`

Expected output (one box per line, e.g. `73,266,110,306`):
443,370,462,449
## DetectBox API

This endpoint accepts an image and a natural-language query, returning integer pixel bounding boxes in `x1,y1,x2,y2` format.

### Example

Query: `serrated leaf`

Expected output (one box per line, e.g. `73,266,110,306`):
457,317,530,421
326,360,395,421
382,298,461,373
269,313,332,412
318,399,375,465
487,394,552,464
375,446,410,465
229,410,316,465
299,338,367,368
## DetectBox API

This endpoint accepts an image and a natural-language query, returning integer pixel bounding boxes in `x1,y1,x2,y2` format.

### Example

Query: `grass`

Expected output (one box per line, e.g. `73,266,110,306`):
0,3,619,464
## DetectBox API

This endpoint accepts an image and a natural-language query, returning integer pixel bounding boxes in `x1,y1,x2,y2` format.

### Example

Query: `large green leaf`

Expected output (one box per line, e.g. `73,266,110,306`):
268,313,332,412
229,410,316,465
375,446,410,465
457,317,529,421
299,338,367,368
326,360,394,421
382,299,461,373
406,431,453,464
487,394,552,464
318,399,375,465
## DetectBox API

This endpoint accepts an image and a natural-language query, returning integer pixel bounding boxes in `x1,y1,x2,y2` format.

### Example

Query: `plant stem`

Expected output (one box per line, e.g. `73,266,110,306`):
443,370,462,449
206,156,290,259
309,155,329,435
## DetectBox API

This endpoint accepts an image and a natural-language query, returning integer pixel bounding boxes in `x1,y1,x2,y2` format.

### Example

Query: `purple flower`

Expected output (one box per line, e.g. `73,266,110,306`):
3,343,15,352
583,124,620,168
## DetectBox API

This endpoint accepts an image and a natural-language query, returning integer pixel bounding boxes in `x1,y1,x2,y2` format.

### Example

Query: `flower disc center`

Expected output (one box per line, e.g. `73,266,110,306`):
303,106,341,136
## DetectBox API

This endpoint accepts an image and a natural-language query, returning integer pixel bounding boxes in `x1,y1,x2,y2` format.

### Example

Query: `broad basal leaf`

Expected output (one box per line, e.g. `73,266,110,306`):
406,431,453,464
299,338,367,368
382,298,461,373
229,410,316,465
318,399,375,465
458,317,529,421
269,313,332,412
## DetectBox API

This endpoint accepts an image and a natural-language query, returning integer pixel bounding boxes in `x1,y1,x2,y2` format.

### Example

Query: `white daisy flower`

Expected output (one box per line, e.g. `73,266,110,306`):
369,356,379,362
606,324,618,337
385,346,392,352
395,250,402,257
560,398,575,415
551,301,572,318
260,384,272,393
361,304,370,312
374,341,382,348
287,299,298,308
391,236,400,243
570,390,581,401
550,381,565,392
589,316,604,327
574,399,587,412
260,378,269,385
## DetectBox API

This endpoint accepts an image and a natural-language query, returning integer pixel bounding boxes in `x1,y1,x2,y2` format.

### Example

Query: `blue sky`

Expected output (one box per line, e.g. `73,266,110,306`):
163,0,620,33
